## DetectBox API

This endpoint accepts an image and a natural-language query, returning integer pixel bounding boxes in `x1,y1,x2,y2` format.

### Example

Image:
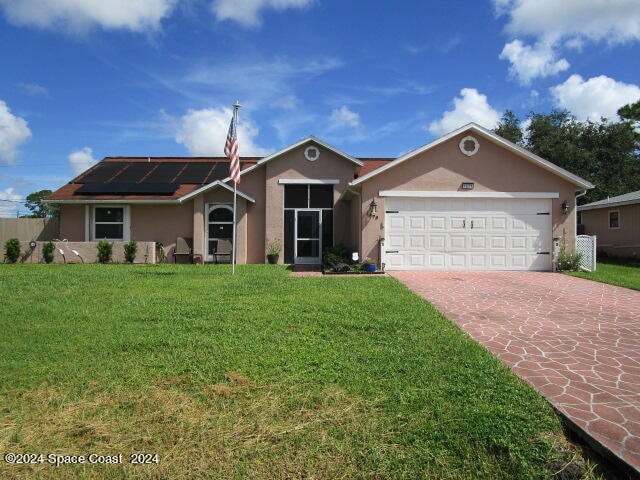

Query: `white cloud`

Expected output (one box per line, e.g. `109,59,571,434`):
175,107,271,157
499,40,569,84
0,187,22,218
0,100,32,165
329,106,360,129
0,0,176,33
68,147,98,175
211,0,313,27
494,0,640,83
427,88,501,136
496,0,640,44
182,57,341,108
550,74,640,122
18,83,50,98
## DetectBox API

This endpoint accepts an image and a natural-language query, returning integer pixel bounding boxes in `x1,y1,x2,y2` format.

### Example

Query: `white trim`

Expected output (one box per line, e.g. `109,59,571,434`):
378,190,559,199
304,146,320,161
206,203,234,262
278,179,340,185
459,135,479,156
578,198,640,211
90,205,130,241
350,123,594,189
84,205,90,241
178,180,255,203
608,209,621,230
53,199,178,204
238,136,363,179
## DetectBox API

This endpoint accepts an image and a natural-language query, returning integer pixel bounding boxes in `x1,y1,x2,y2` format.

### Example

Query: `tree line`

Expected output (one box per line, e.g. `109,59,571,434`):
494,100,640,205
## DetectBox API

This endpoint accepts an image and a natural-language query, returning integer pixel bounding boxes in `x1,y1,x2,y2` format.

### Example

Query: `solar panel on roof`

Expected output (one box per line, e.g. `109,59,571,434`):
77,163,125,183
110,162,158,183
207,163,228,182
174,163,214,184
74,183,179,195
144,163,184,183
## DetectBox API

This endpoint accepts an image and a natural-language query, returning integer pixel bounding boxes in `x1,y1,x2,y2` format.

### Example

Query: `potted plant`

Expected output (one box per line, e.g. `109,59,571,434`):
266,239,281,264
361,257,377,273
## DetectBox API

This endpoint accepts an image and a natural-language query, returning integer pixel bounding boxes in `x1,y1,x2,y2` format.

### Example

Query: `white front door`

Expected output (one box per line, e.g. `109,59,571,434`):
383,197,552,271
295,210,322,264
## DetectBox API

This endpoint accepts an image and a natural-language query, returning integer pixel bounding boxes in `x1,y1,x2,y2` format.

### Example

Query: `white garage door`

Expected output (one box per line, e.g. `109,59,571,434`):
383,197,552,271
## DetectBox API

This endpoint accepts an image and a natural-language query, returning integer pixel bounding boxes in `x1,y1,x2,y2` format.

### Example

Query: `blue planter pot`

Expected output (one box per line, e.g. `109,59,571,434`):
363,264,376,273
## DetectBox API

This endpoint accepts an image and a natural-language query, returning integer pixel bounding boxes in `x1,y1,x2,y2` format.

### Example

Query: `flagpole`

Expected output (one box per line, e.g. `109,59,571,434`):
231,102,240,275
232,180,237,275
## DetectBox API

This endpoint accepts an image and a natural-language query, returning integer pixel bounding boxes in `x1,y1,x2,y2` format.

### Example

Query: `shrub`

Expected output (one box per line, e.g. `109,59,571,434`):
42,241,55,264
323,244,352,267
124,240,138,263
97,239,113,263
555,237,583,271
4,238,21,263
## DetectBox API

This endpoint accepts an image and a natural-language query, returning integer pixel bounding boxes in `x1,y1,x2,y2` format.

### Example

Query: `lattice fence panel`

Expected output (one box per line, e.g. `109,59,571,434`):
576,235,597,271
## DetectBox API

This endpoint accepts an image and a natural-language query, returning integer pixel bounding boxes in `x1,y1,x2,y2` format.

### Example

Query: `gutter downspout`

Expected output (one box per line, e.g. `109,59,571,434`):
575,190,588,236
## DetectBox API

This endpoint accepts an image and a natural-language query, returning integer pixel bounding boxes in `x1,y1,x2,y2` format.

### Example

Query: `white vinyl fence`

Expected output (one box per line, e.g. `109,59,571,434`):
576,235,597,272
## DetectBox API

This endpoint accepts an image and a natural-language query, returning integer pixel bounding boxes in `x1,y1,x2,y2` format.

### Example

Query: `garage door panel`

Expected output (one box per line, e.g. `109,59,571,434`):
492,217,507,230
470,235,486,249
409,235,425,248
430,217,446,229
388,234,405,249
449,254,466,268
450,217,466,229
388,216,405,230
409,216,425,229
430,234,445,249
490,254,507,268
429,254,445,267
383,197,552,271
491,236,507,249
470,217,486,230
449,235,466,249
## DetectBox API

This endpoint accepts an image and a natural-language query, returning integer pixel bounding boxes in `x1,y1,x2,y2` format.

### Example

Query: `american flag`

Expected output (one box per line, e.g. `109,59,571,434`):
225,107,241,184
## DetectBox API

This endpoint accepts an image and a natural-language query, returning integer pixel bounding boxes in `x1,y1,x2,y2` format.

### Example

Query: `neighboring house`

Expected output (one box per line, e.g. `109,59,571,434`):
46,123,593,271
577,190,640,259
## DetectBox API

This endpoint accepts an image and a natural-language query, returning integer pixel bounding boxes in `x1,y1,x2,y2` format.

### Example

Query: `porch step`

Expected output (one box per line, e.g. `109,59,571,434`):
292,264,322,273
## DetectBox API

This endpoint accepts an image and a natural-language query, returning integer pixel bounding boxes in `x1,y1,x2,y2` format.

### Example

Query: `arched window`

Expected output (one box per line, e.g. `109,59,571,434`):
207,205,233,258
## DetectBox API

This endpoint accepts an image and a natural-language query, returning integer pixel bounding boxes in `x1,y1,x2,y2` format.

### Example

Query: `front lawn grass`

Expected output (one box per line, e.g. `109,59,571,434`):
0,265,598,479
565,261,640,291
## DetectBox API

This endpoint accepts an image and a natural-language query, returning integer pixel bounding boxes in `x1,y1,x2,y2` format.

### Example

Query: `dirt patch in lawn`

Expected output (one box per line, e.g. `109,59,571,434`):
0,382,387,479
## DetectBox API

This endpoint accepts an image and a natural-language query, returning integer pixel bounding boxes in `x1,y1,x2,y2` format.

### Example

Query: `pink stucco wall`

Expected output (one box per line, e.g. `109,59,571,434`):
581,203,640,258
358,132,580,264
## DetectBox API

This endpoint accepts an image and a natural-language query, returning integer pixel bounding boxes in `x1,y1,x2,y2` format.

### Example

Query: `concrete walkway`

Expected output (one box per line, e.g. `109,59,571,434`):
389,271,640,472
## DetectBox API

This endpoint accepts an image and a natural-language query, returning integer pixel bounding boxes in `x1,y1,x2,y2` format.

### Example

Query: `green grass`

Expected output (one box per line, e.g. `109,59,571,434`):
565,261,640,290
0,265,600,479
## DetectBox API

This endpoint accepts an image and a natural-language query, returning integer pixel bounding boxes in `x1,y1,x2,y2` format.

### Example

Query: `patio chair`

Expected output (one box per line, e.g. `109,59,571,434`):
173,237,193,263
214,239,232,264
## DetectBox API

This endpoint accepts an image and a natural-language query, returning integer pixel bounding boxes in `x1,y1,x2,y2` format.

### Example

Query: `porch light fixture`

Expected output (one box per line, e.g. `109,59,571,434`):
352,252,359,262
368,199,378,216
562,201,569,215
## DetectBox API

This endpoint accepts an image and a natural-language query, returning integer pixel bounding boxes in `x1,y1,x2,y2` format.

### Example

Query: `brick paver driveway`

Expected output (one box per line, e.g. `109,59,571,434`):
389,271,640,472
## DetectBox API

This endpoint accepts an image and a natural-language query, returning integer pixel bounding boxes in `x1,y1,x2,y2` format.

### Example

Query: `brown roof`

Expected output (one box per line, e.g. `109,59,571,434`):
50,157,259,201
356,158,394,177
48,155,394,202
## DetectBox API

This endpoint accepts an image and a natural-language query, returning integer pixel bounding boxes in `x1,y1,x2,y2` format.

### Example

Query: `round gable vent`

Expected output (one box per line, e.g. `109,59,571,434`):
459,136,479,156
304,146,320,161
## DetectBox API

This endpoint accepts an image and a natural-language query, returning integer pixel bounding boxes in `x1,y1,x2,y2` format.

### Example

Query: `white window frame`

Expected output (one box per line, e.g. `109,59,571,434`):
608,210,620,230
90,205,130,241
206,204,234,262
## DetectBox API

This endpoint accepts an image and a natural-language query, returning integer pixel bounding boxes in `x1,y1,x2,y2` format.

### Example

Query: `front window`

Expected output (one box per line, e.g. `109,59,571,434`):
208,205,233,257
94,207,125,240
609,210,620,229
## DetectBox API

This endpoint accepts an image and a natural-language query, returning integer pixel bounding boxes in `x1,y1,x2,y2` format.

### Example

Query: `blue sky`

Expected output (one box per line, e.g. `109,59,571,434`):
0,0,639,216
